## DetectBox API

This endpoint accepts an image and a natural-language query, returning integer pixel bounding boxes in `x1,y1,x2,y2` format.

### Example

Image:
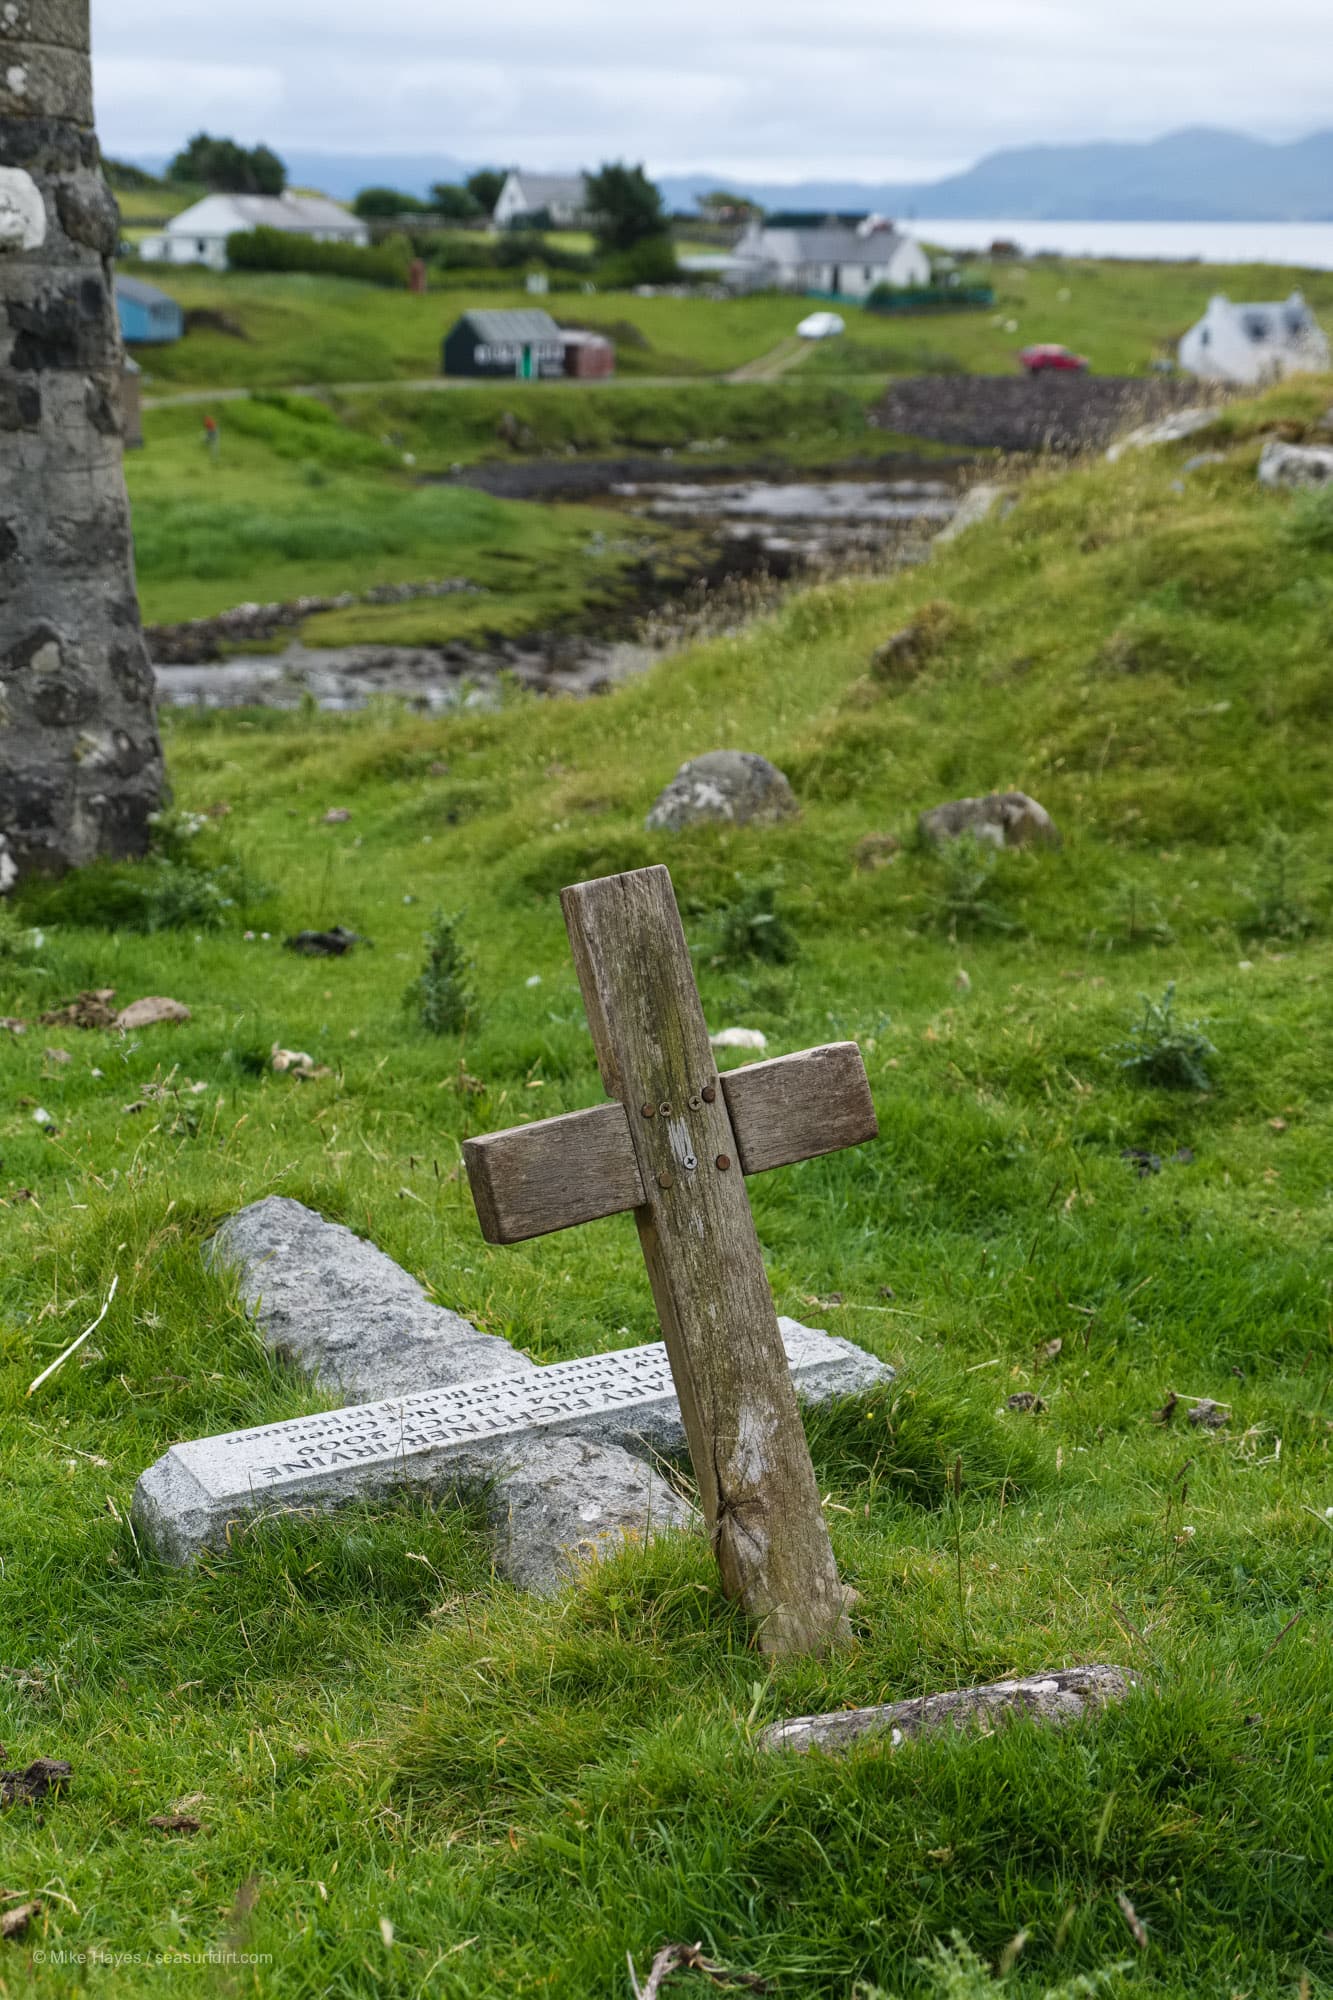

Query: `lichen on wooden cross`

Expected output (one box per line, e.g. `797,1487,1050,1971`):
463,865,878,1656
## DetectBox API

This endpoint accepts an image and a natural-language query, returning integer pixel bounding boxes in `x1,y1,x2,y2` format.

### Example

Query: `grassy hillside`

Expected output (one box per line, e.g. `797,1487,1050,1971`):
125,395,674,635
123,256,1333,393
3,379,1333,1995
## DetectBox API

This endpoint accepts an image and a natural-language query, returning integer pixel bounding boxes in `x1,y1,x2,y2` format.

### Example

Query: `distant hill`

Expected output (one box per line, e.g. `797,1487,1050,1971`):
130,129,1333,222
660,129,1333,222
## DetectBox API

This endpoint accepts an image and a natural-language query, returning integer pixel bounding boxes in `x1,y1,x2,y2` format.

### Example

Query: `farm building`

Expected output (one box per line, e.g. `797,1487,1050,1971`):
493,171,590,229
442,309,568,381
1179,292,1330,385
114,274,183,345
561,329,615,379
731,215,930,299
138,193,368,271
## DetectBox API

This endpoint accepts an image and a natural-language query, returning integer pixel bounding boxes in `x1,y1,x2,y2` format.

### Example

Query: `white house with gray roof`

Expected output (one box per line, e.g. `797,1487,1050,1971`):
493,171,590,229
731,215,930,299
138,193,369,271
1178,292,1329,386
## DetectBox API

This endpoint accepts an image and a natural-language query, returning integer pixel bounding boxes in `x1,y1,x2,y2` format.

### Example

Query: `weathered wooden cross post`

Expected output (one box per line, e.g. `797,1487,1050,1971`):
463,865,878,1656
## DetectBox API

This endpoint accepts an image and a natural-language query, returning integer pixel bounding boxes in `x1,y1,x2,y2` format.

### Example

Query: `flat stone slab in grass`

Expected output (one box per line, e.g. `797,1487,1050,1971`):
207,1196,532,1403
134,1319,891,1568
758,1664,1134,1754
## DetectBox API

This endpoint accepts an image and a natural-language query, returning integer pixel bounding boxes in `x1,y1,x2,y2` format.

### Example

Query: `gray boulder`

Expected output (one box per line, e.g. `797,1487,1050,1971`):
919,791,1060,850
1257,440,1333,489
646,751,798,832
207,1195,534,1403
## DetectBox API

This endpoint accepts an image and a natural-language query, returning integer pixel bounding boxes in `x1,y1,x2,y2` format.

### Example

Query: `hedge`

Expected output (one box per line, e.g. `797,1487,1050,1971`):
226,226,413,287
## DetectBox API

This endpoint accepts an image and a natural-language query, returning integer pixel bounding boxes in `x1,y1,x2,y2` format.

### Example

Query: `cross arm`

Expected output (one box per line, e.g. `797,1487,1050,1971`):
723,1041,877,1176
464,1041,876,1246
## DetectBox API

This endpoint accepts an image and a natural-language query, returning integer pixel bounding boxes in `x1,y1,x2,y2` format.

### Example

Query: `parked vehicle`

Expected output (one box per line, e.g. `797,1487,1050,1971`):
796,311,845,340
1019,343,1090,374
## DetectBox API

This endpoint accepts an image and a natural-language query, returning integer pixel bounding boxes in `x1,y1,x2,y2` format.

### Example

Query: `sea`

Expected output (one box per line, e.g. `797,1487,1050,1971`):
908,219,1333,272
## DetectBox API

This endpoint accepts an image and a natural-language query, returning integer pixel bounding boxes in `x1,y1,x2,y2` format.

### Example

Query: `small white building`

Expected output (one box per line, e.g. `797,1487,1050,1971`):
731,215,931,300
492,171,590,230
139,193,369,272
1179,292,1329,386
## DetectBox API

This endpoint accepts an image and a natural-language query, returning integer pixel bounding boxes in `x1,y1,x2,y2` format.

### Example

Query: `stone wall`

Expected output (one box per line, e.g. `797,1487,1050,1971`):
0,0,163,877
874,373,1219,456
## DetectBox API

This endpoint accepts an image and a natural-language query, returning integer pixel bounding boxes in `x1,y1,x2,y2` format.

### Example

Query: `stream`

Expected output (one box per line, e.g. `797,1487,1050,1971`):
151,468,967,713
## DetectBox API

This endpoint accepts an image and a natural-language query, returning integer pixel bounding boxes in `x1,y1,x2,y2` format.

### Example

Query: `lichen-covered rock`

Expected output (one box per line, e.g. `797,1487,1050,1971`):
1257,440,1333,489
645,751,799,832
919,790,1060,850
759,1664,1135,1753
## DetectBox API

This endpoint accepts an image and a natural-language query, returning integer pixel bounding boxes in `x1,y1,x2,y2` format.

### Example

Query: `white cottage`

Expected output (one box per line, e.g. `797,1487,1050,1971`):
731,215,931,300
1179,292,1329,386
492,171,590,229
139,193,369,271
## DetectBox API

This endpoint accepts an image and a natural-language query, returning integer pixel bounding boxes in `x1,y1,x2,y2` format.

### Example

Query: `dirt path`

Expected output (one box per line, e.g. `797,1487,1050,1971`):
727,336,815,383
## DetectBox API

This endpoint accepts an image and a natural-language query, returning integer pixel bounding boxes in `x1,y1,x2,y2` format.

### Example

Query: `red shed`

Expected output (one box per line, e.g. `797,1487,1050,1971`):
562,329,615,379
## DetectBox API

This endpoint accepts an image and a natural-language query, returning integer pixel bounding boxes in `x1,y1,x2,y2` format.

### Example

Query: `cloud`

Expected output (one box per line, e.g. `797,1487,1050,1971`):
89,0,1333,178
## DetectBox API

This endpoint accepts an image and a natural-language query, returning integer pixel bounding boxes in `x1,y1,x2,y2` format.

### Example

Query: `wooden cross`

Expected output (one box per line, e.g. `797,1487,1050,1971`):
463,865,878,1655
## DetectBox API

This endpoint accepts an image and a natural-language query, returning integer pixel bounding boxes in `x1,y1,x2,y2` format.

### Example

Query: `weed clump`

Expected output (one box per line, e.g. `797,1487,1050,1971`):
869,598,960,684
17,810,267,934
1281,482,1333,552
405,909,475,1035
1105,981,1217,1091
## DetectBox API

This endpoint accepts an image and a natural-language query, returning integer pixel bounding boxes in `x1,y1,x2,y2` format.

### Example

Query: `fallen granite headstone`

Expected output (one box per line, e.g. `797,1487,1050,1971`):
759,1664,1134,1754
143,1198,892,1591
134,1315,890,1577
645,751,799,832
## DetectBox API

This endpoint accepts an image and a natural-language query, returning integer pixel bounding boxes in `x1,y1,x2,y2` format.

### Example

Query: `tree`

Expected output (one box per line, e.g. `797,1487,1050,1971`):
167,133,287,195
0,0,163,879
585,162,669,254
353,186,428,219
697,188,761,223
428,182,481,222
464,168,505,216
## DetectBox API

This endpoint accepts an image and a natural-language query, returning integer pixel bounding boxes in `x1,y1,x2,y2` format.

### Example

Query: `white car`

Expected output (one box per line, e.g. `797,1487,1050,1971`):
796,311,845,340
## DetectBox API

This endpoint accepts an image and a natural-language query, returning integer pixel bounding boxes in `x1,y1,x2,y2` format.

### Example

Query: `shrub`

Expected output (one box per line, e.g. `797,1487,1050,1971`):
404,910,475,1035
1242,824,1319,940
1104,982,1216,1091
226,226,413,288
922,834,1018,938
706,873,798,968
595,235,680,289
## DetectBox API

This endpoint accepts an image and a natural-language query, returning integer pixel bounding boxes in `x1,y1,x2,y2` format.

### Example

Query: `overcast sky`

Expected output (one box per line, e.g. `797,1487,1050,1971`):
91,0,1333,182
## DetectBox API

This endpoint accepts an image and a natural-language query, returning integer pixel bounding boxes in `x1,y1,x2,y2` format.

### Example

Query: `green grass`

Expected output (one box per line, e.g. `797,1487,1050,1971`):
123,256,1333,394
125,395,674,635
4,377,1333,1996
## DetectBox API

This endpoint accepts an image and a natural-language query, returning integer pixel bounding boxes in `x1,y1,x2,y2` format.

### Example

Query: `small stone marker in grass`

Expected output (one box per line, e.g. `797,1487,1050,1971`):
759,1665,1135,1754
463,864,880,1657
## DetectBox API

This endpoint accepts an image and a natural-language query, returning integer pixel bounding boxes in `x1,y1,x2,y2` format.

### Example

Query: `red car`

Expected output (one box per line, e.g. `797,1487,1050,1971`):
1019,343,1090,374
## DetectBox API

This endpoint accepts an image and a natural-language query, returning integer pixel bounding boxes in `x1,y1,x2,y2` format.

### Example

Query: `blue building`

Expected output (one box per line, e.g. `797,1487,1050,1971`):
114,274,184,346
